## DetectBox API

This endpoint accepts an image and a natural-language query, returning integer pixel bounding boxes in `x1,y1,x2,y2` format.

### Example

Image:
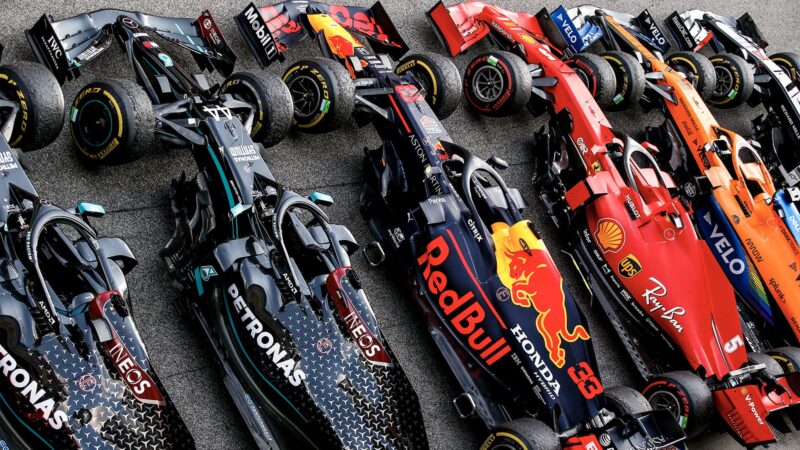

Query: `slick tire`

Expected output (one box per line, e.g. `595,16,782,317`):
70,79,154,165
464,50,532,117
566,53,617,108
770,52,800,81
282,58,354,133
601,51,645,111
748,351,785,377
480,418,560,450
643,371,713,439
768,346,800,374
666,51,717,101
604,385,652,416
396,52,462,119
0,62,64,151
395,53,462,119
708,53,754,108
220,71,293,147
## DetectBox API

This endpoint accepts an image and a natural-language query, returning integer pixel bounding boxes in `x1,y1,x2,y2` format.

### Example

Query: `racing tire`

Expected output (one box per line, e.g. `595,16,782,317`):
601,51,645,111
70,79,154,165
0,62,64,151
748,351,784,377
220,71,293,147
282,58,354,133
464,50,532,117
395,52,462,119
604,385,652,416
566,53,617,108
770,52,800,81
480,418,560,450
666,51,717,101
642,371,713,439
768,346,800,374
708,53,754,108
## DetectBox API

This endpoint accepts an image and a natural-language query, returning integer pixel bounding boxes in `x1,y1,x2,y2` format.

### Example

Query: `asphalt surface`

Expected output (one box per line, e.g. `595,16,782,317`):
3,0,800,449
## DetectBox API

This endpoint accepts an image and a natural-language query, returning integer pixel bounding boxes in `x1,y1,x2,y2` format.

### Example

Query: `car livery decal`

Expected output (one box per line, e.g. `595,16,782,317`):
775,190,800,246
493,221,589,368
695,200,772,321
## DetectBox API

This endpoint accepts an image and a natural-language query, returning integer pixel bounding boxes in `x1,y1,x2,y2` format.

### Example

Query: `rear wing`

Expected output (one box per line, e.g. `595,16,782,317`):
542,5,671,55
664,10,768,52
427,2,564,58
26,9,236,84
236,1,408,69
426,2,492,57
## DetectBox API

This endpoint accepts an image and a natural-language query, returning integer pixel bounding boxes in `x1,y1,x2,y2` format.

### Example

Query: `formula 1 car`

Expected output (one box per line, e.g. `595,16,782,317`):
236,1,687,449
665,10,800,190
27,9,428,449
0,50,193,448
535,5,800,446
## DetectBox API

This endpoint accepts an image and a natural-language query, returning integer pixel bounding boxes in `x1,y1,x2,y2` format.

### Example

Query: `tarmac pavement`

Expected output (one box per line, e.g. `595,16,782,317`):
2,0,800,448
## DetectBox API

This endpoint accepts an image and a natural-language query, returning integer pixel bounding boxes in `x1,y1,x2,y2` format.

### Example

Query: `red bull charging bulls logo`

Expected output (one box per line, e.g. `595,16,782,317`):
493,222,589,368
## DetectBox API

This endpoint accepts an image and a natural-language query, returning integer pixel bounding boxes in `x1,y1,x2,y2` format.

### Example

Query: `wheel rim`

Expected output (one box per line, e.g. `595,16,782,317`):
288,75,322,119
713,66,734,97
78,99,114,147
648,391,682,419
471,65,504,103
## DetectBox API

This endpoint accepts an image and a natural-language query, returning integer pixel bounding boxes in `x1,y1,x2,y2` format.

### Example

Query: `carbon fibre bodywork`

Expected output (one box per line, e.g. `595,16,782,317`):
27,8,427,449
161,117,427,449
0,56,193,448
235,2,685,449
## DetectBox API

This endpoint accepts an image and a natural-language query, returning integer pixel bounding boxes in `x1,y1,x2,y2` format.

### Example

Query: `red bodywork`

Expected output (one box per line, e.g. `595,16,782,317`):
429,0,742,379
427,3,800,444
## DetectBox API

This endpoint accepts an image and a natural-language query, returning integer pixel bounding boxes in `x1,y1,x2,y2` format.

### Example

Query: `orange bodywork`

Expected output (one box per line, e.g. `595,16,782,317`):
606,17,800,340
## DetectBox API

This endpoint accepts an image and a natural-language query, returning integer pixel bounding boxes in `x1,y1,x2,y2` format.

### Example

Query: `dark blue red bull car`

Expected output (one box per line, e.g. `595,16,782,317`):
235,1,686,449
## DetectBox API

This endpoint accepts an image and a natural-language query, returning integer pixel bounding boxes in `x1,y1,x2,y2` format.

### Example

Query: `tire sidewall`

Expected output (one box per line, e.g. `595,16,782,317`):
569,57,600,98
480,430,530,450
221,75,268,139
667,52,715,100
0,63,64,151
70,82,133,164
709,54,753,107
771,53,800,81
283,61,340,132
602,52,643,110
643,378,691,428
768,347,800,373
396,57,440,107
464,53,514,114
0,67,36,149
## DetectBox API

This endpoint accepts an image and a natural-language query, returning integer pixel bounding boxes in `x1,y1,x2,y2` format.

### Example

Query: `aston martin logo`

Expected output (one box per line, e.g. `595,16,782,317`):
594,218,625,253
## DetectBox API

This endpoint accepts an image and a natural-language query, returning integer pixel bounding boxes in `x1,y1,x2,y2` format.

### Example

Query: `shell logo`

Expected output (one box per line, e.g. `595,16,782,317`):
594,218,625,253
